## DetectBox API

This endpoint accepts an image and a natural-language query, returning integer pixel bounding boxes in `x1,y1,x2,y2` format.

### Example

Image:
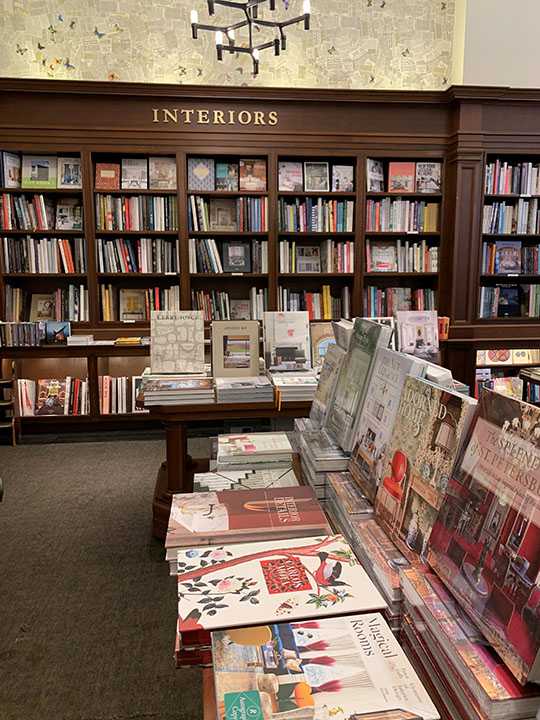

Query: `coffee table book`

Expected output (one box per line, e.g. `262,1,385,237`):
263,311,311,372
193,467,299,493
150,310,205,374
217,432,293,469
310,344,346,428
211,320,259,378
177,535,387,648
211,613,439,720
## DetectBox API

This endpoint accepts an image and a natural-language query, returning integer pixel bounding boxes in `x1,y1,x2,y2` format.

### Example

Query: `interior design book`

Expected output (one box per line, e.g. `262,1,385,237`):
278,160,303,191
193,467,299,493
263,311,311,372
215,162,239,191
325,318,392,452
21,155,57,189
367,158,384,192
2,151,21,187
374,376,477,563
310,344,347,427
177,535,387,644
211,613,439,720
188,157,215,192
150,310,205,374
395,311,439,361
217,432,293,469
349,348,426,503
211,320,259,377
121,158,148,189
148,156,177,189
388,162,416,193
310,321,336,368
332,163,355,191
428,388,540,686
415,162,441,193
56,156,82,189
239,159,266,191
94,162,120,190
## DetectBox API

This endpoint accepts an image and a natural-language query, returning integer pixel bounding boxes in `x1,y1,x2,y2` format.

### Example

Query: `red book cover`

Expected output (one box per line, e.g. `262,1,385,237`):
388,162,416,193
95,163,120,191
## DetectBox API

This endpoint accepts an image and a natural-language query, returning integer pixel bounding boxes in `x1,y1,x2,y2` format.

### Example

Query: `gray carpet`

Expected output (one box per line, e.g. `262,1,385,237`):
0,440,202,720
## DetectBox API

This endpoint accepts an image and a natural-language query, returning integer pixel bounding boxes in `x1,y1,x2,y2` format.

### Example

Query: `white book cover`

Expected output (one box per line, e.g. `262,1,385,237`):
193,467,299,492
211,320,259,378
366,158,385,192
263,311,311,371
310,344,346,428
150,310,205,374
2,151,21,188
121,158,148,189
212,613,439,720
177,535,387,634
395,311,439,361
217,432,292,461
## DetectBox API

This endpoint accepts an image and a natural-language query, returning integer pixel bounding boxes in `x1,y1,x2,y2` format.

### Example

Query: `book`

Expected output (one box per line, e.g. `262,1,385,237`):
388,162,416,193
304,160,329,192
428,388,540,686
217,432,293,468
45,320,71,344
56,156,82,189
239,159,266,192
29,293,56,321
118,288,146,322
278,160,303,192
263,311,311,372
310,321,335,367
131,376,148,413
495,240,522,274
209,198,237,231
367,158,384,192
295,245,321,273
148,156,177,189
310,344,346,427
498,285,521,317
332,318,354,350
150,310,205,373
121,158,148,189
368,240,398,272
325,318,392,452
188,157,215,192
35,378,66,415
94,162,120,190
215,162,238,191
211,613,439,720
374,376,477,563
211,320,259,377
230,299,252,321
166,486,330,548
395,310,439,361
349,348,425,503
2,151,21,188
415,162,441,193
193,467,299,492
177,535,387,643
222,241,251,273
55,199,83,230
332,164,354,191
21,155,57,189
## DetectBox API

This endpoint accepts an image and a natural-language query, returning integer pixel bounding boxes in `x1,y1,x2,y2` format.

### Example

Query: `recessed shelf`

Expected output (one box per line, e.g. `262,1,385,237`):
0,187,83,195
95,230,178,237
94,188,177,195
364,272,438,278
366,192,442,199
278,231,355,237
278,191,356,198
481,274,540,281
3,273,87,279
483,233,540,238
365,231,440,236
97,272,178,279
189,231,268,237
484,194,540,200
190,273,268,278
188,190,268,197
0,229,84,236
278,272,354,278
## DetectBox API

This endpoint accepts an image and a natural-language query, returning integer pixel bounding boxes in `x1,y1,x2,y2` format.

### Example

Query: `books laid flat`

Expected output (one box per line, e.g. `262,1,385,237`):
310,344,346,428
211,613,439,720
263,311,311,372
428,388,540,686
374,376,477,562
299,428,350,471
215,376,273,404
396,310,439,361
177,534,387,645
217,432,293,469
140,377,214,406
193,467,299,493
150,310,205,374
211,320,259,377
326,471,374,541
270,372,318,402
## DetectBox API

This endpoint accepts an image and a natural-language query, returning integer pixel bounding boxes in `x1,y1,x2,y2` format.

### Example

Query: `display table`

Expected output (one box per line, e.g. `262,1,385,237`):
149,400,311,539
203,669,216,720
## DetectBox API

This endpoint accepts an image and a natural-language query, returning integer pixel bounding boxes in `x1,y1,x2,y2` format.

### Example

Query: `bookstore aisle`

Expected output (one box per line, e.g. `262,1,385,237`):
0,439,201,720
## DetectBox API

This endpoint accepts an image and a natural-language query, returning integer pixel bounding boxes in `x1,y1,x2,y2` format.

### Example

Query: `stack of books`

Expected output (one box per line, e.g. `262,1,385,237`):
214,376,274,404
325,471,374,537
216,432,293,470
269,372,318,401
297,427,350,500
140,376,214,406
192,466,299,493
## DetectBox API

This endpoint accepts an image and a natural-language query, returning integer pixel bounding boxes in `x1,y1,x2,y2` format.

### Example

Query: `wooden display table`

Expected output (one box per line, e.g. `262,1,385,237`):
149,399,311,539
203,669,216,720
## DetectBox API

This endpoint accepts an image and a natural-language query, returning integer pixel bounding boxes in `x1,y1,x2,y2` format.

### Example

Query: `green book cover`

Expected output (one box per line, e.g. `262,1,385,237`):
21,155,58,189
224,691,263,720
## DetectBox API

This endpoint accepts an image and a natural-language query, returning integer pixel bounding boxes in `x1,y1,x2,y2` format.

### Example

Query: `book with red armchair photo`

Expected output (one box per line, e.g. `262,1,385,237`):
428,388,540,686
374,376,477,563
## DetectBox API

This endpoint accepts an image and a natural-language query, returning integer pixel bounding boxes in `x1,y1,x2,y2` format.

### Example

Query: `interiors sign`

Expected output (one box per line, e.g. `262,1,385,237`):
151,107,279,126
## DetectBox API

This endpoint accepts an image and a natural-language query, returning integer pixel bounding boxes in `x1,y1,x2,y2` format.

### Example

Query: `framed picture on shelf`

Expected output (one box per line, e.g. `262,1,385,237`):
21,155,57,189
223,241,251,273
332,165,354,192
57,157,82,189
304,161,329,192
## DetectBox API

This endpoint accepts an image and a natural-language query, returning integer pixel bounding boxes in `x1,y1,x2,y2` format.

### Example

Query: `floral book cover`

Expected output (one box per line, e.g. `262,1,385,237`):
428,388,540,686
374,376,477,564
211,613,439,720
177,535,386,644
165,487,330,548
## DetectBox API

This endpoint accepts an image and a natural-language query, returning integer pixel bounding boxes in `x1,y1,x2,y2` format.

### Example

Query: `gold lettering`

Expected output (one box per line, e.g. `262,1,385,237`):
228,110,236,125
268,110,278,126
162,108,178,123
197,109,210,124
180,109,195,123
213,110,226,125
238,110,252,125
253,111,265,125
152,108,160,123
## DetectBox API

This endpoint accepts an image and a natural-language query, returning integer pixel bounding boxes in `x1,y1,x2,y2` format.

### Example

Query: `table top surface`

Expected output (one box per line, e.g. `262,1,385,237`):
149,399,312,421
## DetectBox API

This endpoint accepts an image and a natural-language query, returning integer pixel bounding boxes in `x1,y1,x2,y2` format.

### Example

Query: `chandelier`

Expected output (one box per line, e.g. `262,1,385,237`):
190,0,311,76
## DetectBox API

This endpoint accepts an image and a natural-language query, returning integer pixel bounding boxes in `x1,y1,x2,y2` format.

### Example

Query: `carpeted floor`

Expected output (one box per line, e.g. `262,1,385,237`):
0,439,202,720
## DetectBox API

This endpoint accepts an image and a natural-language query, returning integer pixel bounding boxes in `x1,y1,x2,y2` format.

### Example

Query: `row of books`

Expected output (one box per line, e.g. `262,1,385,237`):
367,158,442,193
187,195,267,233
96,237,178,274
479,283,540,319
483,199,540,235
95,194,178,232
278,159,354,192
481,240,540,274
365,198,439,232
188,238,268,274
278,285,351,319
2,236,86,274
187,157,266,192
98,375,147,415
1,152,82,190
191,287,267,321
485,158,540,196
366,238,438,273
17,377,89,416
95,157,177,191
4,285,89,323
1,194,82,231
278,197,354,232
364,286,437,316
100,284,180,322
476,347,540,366
279,239,354,273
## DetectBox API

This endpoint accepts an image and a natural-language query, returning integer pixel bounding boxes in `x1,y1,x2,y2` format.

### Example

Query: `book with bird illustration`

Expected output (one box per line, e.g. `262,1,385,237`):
177,535,386,647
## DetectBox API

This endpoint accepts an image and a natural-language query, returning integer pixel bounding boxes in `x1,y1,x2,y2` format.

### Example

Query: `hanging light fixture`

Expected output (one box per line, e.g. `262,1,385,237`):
190,0,311,76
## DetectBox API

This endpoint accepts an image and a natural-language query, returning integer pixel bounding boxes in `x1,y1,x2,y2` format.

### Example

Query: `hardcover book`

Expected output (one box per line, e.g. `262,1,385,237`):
222,241,251,273
166,486,330,548
310,321,335,368
55,199,83,230
263,311,311,372
366,158,384,192
57,156,82,189
498,284,521,317
177,535,387,642
35,379,66,416
211,320,259,377
211,613,438,720
304,161,329,192
230,299,252,321
428,388,540,686
2,151,21,187
121,158,148,189
29,293,56,321
94,162,120,190
388,162,416,193
217,432,292,467
149,156,177,189
188,157,215,192
332,164,355,192
45,320,71,344
295,245,321,273
310,344,346,427
215,162,239,191
415,162,441,193
118,288,146,321
374,376,477,563
395,310,439,361
349,348,425,503
209,198,238,231
278,161,303,192
21,155,57,189
369,240,398,272
325,318,392,452
193,467,299,493
150,310,205,374
239,159,267,192
495,240,522,274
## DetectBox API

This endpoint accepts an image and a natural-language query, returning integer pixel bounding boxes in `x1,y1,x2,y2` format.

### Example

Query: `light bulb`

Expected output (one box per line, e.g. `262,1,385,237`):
303,0,311,13
215,30,223,46
190,9,198,24
252,48,260,61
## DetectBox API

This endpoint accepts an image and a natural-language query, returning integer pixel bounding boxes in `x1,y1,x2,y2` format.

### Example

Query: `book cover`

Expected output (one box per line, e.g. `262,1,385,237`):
29,293,56,322
2,151,21,188
177,535,387,637
278,161,303,192
349,348,425,503
352,519,410,601
366,159,384,192
150,310,205,373
119,288,146,321
55,199,83,230
193,467,299,493
415,162,441,193
166,486,330,548
304,161,329,192
121,158,148,189
209,198,238,231
263,311,311,371
370,241,398,272
218,433,292,462
222,241,251,273
395,310,439,361
388,162,416,193
149,156,177,189
211,320,259,377
310,344,346,427
131,376,148,413
45,320,71,344
141,377,213,394
310,321,335,368
35,379,66,416
295,245,321,273
428,388,540,686
230,299,252,321
212,613,438,720
57,157,82,189
497,285,521,317
95,162,120,190
239,159,267,192
216,162,239,191
188,157,215,192
21,155,57,189
374,376,477,563
495,241,522,274
332,164,355,192
325,318,392,452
